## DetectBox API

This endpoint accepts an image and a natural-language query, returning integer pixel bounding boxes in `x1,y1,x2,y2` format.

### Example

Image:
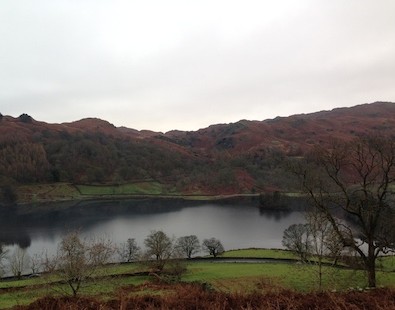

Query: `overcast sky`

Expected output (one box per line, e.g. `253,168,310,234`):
1,1,395,132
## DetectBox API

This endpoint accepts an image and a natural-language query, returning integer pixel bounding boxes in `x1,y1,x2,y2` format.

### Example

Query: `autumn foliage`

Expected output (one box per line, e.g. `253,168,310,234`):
1,102,395,195
15,283,395,310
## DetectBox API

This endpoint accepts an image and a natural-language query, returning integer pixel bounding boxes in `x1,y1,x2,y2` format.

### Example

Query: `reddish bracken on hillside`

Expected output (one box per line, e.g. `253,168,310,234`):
0,102,394,194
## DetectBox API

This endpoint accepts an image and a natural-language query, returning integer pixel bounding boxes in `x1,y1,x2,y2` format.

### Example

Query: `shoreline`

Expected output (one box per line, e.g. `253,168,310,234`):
14,192,261,206
12,182,265,206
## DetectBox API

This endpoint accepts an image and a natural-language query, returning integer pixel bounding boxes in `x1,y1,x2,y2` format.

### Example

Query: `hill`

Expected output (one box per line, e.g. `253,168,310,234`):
0,102,394,202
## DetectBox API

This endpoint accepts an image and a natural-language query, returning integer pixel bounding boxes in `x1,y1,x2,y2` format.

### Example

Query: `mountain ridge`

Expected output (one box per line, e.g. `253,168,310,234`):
0,102,394,198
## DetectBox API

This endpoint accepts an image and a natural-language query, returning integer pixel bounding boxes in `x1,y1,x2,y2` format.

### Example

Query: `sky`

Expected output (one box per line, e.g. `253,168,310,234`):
1,1,395,132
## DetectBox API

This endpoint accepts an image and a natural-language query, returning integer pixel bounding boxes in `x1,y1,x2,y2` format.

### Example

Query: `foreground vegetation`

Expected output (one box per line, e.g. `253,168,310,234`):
1,249,395,309
16,286,395,310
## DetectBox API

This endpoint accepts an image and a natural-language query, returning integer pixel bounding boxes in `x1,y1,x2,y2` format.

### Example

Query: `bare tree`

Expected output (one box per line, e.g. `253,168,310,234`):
144,230,173,271
54,231,114,296
202,238,224,258
294,137,395,287
9,247,29,280
89,236,114,266
0,243,8,277
29,251,44,275
118,238,140,263
41,249,58,274
305,210,343,290
282,224,311,262
175,235,200,259
57,231,87,296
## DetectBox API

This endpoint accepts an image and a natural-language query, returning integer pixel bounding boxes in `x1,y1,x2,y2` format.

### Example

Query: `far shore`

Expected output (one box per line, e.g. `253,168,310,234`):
12,182,267,205
14,192,262,207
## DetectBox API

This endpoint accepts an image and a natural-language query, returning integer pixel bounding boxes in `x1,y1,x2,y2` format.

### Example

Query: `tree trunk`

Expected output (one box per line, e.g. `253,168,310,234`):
366,243,376,288
318,259,323,291
366,259,376,288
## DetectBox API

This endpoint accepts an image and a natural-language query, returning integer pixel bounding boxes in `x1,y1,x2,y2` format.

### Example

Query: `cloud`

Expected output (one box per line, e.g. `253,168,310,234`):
1,0,395,131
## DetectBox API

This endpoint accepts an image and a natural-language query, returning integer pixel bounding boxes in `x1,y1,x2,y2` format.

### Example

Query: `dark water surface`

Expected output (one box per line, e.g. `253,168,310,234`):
0,198,305,256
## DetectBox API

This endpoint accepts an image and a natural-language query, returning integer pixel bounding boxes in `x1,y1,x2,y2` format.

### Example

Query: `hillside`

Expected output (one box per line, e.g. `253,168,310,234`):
0,102,394,202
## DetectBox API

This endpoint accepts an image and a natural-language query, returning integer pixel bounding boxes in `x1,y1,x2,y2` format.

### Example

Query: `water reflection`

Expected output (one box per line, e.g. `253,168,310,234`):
259,208,293,221
0,199,306,254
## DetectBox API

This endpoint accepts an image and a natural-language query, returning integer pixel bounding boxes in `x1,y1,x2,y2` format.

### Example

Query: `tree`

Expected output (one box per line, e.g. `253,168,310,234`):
144,230,173,270
118,238,140,263
282,223,311,262
175,235,200,259
9,247,29,280
305,210,343,291
1,185,17,205
306,210,343,265
0,243,8,277
29,251,43,275
53,231,114,296
89,237,114,266
294,137,395,287
202,238,224,258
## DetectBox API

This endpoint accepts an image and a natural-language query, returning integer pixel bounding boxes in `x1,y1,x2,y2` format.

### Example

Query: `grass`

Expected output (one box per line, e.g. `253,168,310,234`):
0,268,149,309
76,182,165,196
377,255,395,272
16,182,260,204
16,182,169,203
183,261,371,292
222,248,298,260
0,277,47,289
101,262,142,275
2,251,395,309
16,183,81,203
0,287,50,309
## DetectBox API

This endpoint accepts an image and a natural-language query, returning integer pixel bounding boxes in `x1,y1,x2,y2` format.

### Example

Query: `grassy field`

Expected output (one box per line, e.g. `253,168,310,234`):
377,255,395,272
184,262,374,292
16,183,81,203
16,182,175,204
2,252,395,309
1,264,393,309
222,248,298,260
15,182,260,204
76,182,165,196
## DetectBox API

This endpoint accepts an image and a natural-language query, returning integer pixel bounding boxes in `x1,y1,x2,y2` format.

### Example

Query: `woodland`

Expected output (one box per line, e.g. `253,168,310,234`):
1,102,394,204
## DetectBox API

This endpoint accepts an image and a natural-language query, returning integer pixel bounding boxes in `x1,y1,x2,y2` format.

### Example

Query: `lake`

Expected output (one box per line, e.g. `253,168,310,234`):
0,198,306,259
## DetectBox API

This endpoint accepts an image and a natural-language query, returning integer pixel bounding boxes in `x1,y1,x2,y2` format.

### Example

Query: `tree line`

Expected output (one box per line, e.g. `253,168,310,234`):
0,230,224,296
0,124,294,198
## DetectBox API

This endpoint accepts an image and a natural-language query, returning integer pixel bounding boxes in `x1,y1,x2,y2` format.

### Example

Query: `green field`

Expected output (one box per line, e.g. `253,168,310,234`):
0,262,393,309
76,182,165,196
222,248,298,260
16,182,258,204
2,250,395,309
377,255,395,272
17,183,81,203
16,182,172,203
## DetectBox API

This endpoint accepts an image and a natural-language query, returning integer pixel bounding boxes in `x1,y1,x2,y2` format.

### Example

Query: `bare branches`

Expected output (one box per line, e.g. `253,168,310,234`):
144,230,174,271
202,238,224,258
0,243,8,277
45,231,114,296
8,247,29,280
295,136,395,287
282,224,311,262
175,235,200,259
117,238,140,263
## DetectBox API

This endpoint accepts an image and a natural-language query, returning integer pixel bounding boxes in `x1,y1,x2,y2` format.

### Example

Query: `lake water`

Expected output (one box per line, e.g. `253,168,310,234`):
0,198,306,259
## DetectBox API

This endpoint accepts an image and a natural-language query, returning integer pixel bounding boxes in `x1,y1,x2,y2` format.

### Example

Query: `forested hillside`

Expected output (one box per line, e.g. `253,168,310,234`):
0,102,394,201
